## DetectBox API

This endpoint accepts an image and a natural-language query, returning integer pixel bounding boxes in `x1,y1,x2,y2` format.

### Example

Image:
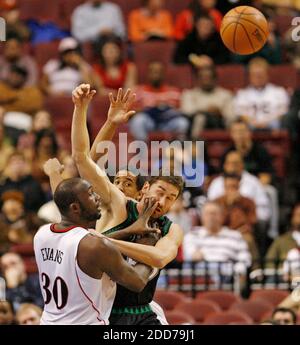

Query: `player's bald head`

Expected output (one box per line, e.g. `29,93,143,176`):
54,178,90,216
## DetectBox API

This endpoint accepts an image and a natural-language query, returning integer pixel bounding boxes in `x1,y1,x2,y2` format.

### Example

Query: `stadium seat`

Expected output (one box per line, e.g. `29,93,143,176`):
165,310,195,325
19,0,61,25
203,311,254,325
165,0,190,18
133,41,176,66
44,95,75,149
216,65,246,91
229,299,274,324
33,40,60,71
176,299,221,324
250,290,290,307
269,65,298,90
196,291,242,310
274,15,293,38
166,65,193,89
89,96,111,140
111,0,141,22
153,290,188,311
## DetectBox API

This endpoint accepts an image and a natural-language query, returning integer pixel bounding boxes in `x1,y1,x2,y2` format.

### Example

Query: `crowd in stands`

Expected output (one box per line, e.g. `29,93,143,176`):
1,0,300,324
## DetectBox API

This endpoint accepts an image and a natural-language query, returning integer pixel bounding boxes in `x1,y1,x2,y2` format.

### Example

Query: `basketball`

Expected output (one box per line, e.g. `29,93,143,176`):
220,6,269,55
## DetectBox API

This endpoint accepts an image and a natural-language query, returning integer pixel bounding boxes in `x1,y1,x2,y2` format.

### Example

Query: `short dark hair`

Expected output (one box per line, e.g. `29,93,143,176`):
115,167,146,191
54,178,85,216
272,307,297,324
148,171,184,197
34,129,58,155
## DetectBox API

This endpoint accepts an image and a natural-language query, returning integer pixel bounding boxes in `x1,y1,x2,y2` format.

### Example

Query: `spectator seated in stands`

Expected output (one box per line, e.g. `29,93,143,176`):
284,27,300,72
0,35,37,86
0,114,15,174
181,64,234,138
167,195,193,235
0,190,45,254
0,65,43,117
129,0,174,42
0,253,43,311
232,14,281,65
208,151,271,224
37,155,79,223
71,0,126,43
0,0,30,42
266,204,300,269
233,58,290,130
223,119,275,184
213,173,258,260
93,35,137,95
41,37,101,96
17,110,57,162
16,303,42,325
0,300,15,325
129,61,189,141
174,0,223,41
0,151,46,212
271,307,297,325
173,14,230,65
183,201,251,281
208,151,273,258
30,129,64,197
222,119,279,240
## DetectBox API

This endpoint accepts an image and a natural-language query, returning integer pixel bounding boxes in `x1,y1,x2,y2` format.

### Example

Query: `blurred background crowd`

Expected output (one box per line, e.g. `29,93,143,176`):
1,0,300,325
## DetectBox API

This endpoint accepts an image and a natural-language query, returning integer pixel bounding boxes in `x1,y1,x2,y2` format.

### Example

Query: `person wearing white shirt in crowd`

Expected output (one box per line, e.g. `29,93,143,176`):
208,151,275,257
183,201,251,279
234,57,289,130
208,151,271,222
71,0,126,43
41,37,101,96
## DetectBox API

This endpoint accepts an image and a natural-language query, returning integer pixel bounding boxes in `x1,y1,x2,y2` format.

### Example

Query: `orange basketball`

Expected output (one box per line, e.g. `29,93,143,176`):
220,6,269,55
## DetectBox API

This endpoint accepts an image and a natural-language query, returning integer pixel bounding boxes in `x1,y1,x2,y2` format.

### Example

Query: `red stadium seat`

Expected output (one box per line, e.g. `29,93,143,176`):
274,15,293,37
19,0,61,24
165,310,195,325
250,290,290,307
176,299,221,324
165,0,190,18
203,311,254,325
230,299,274,323
10,243,35,257
44,95,75,150
216,65,246,91
33,40,60,71
165,64,193,89
134,41,176,66
196,291,242,311
153,290,188,311
111,0,141,22
269,65,298,90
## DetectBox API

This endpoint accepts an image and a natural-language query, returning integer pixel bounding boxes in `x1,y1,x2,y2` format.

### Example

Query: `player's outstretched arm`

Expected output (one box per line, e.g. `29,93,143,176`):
71,84,126,207
98,224,184,269
78,234,153,292
43,158,64,193
90,88,136,162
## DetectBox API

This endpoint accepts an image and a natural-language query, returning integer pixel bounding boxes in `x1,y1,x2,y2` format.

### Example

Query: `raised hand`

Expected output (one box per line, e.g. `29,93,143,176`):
107,88,136,125
72,84,96,108
43,158,64,176
125,197,161,237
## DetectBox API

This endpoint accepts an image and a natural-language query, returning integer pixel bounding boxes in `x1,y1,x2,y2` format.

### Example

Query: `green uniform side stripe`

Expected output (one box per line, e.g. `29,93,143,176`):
111,304,152,315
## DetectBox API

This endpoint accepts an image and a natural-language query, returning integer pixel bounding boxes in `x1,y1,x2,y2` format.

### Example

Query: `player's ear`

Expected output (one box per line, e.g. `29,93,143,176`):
69,202,81,215
141,181,150,195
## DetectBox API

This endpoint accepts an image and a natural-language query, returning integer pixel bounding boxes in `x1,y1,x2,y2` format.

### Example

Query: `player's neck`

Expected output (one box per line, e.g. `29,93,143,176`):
57,217,90,230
